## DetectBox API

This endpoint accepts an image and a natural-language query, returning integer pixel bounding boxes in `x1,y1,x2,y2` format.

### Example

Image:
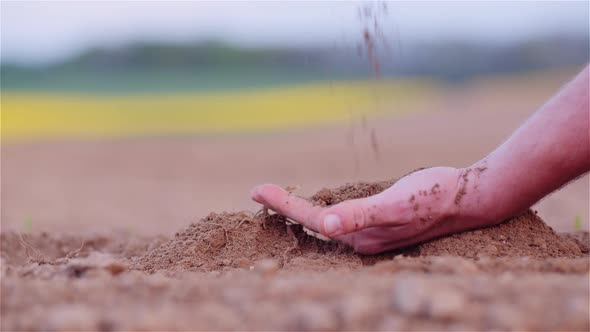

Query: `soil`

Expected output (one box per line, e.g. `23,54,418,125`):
2,179,588,331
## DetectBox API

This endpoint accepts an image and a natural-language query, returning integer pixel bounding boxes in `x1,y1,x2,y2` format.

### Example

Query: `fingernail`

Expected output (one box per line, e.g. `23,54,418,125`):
323,214,343,235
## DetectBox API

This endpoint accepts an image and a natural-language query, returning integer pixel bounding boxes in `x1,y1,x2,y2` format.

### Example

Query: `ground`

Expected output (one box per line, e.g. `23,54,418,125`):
1,71,589,330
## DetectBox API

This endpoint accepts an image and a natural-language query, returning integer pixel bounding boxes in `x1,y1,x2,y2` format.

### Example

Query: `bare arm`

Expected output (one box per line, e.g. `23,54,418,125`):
456,65,590,229
251,66,590,254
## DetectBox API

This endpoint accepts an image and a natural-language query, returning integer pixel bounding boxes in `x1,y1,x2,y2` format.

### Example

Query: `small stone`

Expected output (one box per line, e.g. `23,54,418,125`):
104,262,127,275
478,244,499,257
234,258,251,269
253,259,279,277
221,259,232,266
47,304,98,330
498,272,515,284
428,289,466,320
290,303,338,330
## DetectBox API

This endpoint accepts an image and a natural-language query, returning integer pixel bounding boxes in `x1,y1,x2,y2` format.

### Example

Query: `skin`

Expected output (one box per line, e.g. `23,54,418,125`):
251,65,590,255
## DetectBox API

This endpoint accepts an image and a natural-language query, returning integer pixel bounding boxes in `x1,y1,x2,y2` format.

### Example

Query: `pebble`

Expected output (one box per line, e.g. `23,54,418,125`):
253,259,279,277
47,304,98,330
290,303,338,330
234,258,251,269
429,256,479,274
478,244,499,257
390,278,428,316
428,288,466,320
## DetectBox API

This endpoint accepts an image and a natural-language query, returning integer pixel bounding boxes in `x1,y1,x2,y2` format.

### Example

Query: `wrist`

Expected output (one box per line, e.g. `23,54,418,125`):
449,165,498,229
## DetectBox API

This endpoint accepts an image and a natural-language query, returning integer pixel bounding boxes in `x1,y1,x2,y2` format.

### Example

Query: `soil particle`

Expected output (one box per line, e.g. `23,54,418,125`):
309,179,395,206
475,166,488,174
454,168,471,205
430,183,441,194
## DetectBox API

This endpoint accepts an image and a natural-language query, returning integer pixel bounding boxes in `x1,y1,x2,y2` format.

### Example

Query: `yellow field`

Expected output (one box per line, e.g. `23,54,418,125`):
1,80,436,141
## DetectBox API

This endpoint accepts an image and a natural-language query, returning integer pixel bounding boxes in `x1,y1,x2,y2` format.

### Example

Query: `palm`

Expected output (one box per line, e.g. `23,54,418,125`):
251,167,462,254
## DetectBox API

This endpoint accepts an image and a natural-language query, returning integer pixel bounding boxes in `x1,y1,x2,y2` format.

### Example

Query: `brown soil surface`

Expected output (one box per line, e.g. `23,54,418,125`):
3,180,587,331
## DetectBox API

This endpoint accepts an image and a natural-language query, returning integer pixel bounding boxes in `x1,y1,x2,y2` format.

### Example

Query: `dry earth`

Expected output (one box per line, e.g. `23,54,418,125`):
1,181,589,330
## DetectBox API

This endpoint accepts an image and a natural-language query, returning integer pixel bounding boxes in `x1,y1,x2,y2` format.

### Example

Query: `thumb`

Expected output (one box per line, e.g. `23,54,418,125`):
318,196,384,237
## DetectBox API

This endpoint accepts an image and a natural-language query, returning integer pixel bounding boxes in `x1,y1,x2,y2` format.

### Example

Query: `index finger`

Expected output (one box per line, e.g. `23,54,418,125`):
250,184,324,232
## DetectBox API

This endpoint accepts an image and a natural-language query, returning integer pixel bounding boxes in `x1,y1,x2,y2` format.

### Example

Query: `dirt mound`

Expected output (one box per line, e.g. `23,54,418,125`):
134,180,585,273
560,231,590,253
133,211,366,273
411,210,584,259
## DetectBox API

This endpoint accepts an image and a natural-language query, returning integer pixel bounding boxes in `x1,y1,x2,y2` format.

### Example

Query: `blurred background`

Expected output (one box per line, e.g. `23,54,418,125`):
1,1,588,235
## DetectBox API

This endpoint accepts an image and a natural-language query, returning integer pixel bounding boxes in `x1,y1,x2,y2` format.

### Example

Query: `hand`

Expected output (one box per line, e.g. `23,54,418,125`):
250,167,467,254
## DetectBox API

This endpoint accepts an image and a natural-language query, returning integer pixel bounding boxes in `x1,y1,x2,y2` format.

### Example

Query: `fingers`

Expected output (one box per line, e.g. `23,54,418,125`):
251,183,396,238
250,184,324,232
333,226,405,255
318,195,386,237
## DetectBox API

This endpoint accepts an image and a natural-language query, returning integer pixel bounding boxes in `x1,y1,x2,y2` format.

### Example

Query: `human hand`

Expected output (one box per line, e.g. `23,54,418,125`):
251,167,468,254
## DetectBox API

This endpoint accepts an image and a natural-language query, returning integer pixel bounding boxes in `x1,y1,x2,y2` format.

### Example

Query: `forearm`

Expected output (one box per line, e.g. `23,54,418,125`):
457,66,590,227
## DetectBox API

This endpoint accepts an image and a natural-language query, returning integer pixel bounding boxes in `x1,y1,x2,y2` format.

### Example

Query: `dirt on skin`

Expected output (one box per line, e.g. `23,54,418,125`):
1,179,589,331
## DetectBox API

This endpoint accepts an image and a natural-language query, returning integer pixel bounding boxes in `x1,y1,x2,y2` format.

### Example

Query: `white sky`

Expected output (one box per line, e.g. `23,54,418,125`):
1,1,589,65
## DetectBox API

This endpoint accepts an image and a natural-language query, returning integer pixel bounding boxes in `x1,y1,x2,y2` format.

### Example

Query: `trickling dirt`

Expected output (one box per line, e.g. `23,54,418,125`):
357,1,390,78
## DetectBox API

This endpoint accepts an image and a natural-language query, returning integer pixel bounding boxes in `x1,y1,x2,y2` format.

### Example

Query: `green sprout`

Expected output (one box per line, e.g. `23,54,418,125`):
23,216,33,233
574,214,582,231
